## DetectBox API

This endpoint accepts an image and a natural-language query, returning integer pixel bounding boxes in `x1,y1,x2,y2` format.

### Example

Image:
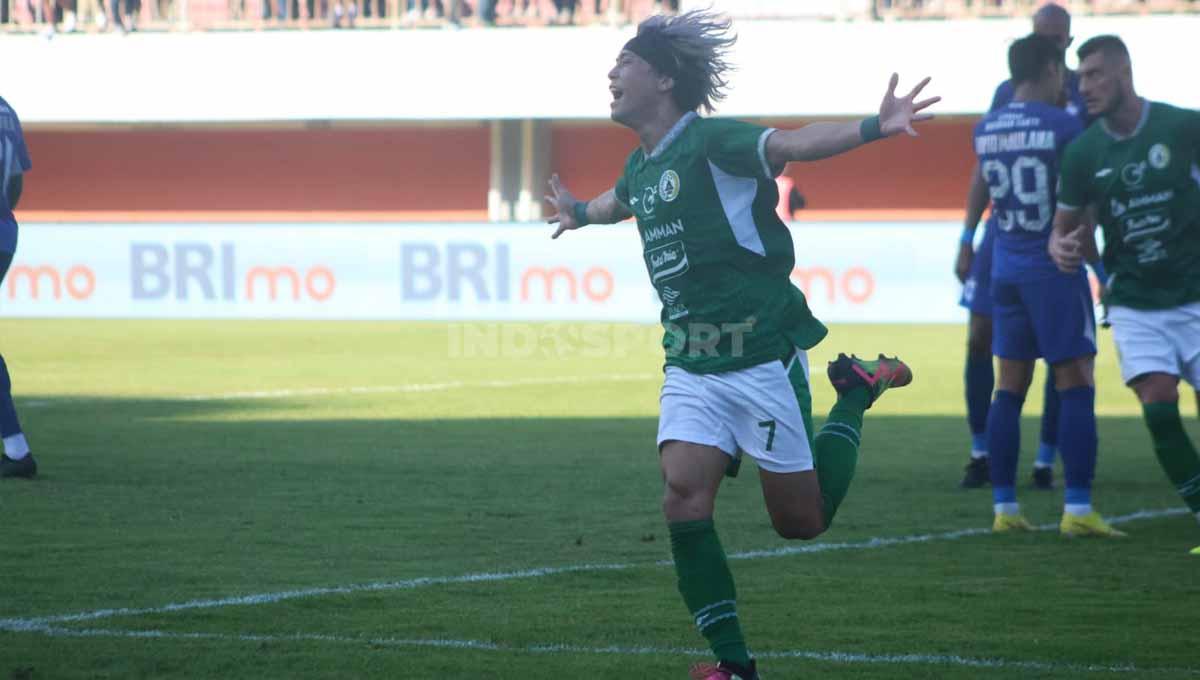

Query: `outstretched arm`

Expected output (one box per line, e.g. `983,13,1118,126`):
544,174,632,239
765,74,939,167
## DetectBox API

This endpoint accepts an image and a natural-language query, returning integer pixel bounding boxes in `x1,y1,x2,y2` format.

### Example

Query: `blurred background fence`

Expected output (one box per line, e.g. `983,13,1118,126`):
2,0,1195,34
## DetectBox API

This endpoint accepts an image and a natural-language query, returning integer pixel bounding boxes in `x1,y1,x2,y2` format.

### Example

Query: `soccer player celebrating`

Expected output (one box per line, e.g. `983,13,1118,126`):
544,11,935,679
0,95,36,479
973,34,1123,537
1050,35,1200,553
956,3,1097,490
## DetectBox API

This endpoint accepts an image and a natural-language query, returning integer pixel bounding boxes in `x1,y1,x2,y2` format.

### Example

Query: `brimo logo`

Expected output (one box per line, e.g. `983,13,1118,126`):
5,265,96,300
400,243,613,303
791,266,875,304
131,243,334,302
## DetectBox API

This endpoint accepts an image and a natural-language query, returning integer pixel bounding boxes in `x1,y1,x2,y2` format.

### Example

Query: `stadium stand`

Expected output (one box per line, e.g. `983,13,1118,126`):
2,0,1193,32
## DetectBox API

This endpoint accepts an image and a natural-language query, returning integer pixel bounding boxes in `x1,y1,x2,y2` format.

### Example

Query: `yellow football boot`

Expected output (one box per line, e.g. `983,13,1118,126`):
992,513,1034,533
1060,512,1127,538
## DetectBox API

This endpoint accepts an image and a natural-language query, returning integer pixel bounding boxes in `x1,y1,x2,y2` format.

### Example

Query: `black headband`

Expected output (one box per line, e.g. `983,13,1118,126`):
623,33,679,79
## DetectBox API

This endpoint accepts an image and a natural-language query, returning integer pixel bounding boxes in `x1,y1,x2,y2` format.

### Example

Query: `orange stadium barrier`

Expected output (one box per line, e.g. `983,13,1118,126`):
19,118,977,222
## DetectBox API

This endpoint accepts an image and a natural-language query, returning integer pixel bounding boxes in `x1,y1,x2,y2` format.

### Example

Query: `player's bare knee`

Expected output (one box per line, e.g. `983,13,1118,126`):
662,476,712,521
967,316,992,358
1131,373,1180,405
966,334,990,358
772,514,825,541
768,501,826,540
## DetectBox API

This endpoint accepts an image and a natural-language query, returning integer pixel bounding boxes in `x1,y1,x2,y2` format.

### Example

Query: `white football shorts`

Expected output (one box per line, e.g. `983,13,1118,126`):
1108,302,1200,387
657,350,814,474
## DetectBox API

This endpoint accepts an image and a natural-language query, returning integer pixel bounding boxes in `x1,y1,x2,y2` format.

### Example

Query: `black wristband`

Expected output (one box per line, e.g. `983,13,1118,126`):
573,201,591,227
860,115,884,143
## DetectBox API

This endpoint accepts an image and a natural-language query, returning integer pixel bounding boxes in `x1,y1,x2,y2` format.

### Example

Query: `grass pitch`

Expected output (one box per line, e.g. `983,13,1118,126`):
1,320,1198,679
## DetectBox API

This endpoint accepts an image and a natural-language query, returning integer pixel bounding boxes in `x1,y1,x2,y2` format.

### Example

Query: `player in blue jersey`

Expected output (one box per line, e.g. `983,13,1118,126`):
955,3,1102,490
974,34,1121,536
0,95,36,479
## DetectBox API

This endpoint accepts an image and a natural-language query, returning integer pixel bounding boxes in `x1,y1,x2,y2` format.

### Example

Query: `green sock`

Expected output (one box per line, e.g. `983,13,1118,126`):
813,387,870,528
1143,402,1200,513
668,520,751,667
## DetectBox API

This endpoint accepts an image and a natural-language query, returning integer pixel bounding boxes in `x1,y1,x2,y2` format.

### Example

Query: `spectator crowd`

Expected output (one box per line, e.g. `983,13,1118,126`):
1,0,1193,34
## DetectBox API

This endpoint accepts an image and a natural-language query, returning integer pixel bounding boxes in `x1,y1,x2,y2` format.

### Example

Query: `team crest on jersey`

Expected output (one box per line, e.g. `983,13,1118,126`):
1121,161,1147,188
638,185,658,217
659,170,680,202
1148,144,1171,170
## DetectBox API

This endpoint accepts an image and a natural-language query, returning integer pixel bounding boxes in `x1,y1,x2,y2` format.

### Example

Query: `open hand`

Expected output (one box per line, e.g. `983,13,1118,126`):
544,174,581,239
879,74,940,137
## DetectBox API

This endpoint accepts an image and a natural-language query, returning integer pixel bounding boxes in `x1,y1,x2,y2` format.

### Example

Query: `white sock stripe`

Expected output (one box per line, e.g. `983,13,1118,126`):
815,430,859,448
12,625,1189,675
0,508,1185,633
691,600,736,620
1177,473,1200,496
696,611,738,631
819,422,861,442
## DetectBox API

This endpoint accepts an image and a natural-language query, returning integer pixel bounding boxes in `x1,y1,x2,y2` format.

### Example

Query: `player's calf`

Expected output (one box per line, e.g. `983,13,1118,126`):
759,467,825,540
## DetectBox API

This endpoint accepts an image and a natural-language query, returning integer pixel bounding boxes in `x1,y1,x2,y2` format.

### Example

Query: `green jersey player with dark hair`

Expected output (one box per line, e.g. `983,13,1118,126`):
544,10,937,679
1050,34,1200,555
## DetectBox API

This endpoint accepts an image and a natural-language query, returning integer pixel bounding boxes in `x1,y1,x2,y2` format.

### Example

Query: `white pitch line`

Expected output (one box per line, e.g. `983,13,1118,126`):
19,626,1196,675
723,507,1189,561
178,373,659,401
15,374,661,407
0,507,1186,634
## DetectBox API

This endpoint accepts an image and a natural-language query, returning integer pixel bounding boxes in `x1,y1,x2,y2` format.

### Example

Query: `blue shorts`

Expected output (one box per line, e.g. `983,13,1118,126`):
992,272,1097,364
959,223,994,317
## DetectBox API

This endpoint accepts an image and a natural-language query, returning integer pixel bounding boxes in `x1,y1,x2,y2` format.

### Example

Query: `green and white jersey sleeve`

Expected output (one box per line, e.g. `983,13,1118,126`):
703,117,781,180
1057,101,1200,310
614,113,826,374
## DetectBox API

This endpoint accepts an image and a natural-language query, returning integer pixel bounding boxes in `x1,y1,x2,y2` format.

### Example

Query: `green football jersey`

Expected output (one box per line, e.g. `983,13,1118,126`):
1058,101,1200,310
613,113,827,374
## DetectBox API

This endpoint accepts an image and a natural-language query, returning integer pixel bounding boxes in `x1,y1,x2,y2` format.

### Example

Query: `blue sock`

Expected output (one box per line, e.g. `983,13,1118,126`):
1064,486,1091,507
992,485,1017,506
1035,442,1056,468
987,389,1024,492
1036,370,1059,467
1057,386,1097,502
966,355,994,453
0,353,22,439
972,432,987,455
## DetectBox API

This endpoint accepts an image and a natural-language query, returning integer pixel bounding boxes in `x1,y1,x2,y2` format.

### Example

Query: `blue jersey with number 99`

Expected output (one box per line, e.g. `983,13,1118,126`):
973,101,1082,283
